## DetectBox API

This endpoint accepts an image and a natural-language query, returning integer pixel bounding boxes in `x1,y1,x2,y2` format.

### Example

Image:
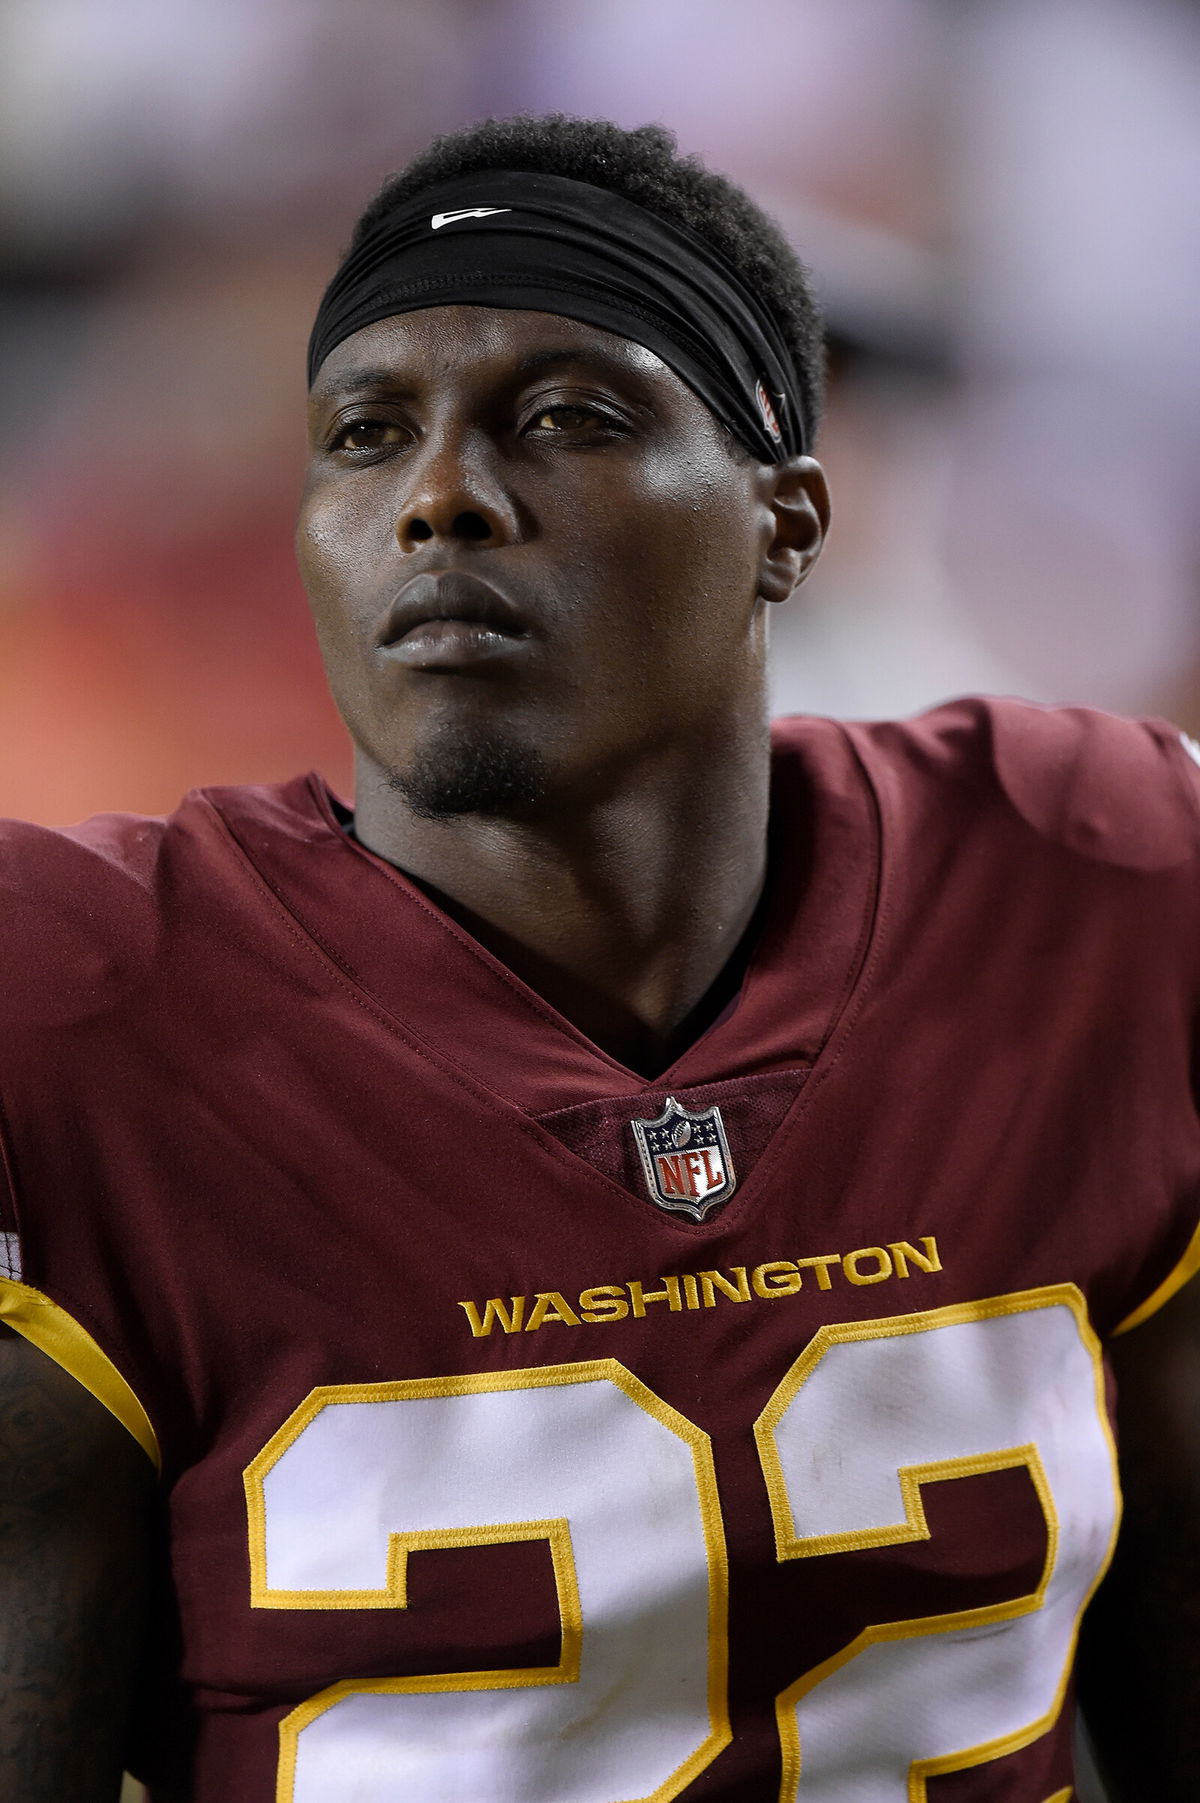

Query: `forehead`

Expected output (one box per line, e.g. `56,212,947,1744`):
309,305,678,400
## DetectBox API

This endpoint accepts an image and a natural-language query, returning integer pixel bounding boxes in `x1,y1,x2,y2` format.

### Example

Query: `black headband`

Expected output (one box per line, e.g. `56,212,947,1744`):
308,170,805,462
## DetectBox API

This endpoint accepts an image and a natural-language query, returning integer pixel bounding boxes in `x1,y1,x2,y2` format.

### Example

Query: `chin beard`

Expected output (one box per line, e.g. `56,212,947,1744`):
386,724,549,821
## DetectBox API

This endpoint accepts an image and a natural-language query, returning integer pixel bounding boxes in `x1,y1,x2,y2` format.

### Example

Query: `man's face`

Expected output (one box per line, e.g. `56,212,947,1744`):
298,306,795,818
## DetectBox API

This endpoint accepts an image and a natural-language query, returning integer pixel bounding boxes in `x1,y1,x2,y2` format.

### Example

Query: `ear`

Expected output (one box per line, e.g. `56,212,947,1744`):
757,456,831,605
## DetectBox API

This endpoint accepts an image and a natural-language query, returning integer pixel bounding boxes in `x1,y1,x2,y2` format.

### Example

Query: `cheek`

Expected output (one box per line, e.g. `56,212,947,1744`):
621,478,764,637
294,504,385,728
296,485,386,641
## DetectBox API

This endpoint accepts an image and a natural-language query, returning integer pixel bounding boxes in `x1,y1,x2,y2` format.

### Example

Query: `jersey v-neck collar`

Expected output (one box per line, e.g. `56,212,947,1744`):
210,718,880,1119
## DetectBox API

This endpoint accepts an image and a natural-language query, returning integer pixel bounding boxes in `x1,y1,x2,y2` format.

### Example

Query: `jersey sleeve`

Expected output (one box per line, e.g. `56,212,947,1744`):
0,1117,160,1467
986,701,1200,1333
836,696,1200,1339
0,814,162,1467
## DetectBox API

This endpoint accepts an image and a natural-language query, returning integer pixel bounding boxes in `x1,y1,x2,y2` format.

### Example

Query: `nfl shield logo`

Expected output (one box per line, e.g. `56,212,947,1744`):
630,1096,737,1221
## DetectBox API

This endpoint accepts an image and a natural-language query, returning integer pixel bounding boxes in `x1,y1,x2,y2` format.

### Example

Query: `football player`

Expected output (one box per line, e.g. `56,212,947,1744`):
0,115,1196,1802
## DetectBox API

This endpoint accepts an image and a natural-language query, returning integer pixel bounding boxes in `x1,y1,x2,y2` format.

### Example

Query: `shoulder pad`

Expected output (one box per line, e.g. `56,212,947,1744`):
0,811,167,1027
986,698,1198,871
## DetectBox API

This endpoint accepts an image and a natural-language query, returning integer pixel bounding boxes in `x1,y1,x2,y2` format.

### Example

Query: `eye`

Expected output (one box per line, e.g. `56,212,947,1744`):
328,417,412,457
522,403,625,437
528,405,589,432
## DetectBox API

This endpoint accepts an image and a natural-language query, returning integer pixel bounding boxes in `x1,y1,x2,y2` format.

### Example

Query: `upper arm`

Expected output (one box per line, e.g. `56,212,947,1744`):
1077,1270,1200,1801
0,1323,155,1803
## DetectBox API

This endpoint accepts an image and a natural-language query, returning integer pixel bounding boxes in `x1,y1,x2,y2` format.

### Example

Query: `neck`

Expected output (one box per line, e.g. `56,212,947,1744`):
353,729,772,1075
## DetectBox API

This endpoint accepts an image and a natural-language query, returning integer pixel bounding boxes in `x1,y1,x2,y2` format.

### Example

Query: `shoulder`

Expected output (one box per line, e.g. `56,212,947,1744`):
778,697,1200,874
0,776,325,1025
0,804,169,896
0,809,168,1018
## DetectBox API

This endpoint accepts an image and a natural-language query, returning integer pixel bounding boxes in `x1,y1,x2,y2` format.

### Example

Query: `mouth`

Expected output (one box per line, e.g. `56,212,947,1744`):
377,571,534,671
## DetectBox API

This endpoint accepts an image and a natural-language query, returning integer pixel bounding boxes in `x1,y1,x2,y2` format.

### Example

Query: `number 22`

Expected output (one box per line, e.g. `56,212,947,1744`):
245,1285,1118,1802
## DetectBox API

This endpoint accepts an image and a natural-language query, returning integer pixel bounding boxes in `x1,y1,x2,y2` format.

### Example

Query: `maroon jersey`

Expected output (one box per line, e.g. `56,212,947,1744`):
1,697,1198,1802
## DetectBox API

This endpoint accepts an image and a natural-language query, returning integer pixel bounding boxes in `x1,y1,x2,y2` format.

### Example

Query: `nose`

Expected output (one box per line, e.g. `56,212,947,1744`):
395,425,519,552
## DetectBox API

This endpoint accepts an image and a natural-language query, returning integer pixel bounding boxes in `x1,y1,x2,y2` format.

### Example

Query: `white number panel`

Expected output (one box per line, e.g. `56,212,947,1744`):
246,1287,1118,1802
244,1359,729,1803
754,1290,1119,1800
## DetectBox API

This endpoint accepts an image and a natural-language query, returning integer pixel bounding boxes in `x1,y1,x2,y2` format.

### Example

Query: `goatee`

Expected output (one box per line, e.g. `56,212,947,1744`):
386,724,549,820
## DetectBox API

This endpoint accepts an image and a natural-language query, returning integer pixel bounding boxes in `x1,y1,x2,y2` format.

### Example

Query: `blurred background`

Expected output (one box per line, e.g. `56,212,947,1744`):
1,0,1198,827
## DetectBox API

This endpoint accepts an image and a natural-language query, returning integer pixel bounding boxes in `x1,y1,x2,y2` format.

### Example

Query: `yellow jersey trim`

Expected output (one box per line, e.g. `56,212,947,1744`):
0,1275,160,1470
1113,1212,1200,1335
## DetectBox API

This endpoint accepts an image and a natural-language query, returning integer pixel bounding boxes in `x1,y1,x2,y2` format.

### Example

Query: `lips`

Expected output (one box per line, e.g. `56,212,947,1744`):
376,570,535,672
378,571,530,650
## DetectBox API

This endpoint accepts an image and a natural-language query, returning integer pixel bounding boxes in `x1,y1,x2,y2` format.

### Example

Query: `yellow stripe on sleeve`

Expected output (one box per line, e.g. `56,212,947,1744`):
1113,1213,1200,1336
0,1276,160,1469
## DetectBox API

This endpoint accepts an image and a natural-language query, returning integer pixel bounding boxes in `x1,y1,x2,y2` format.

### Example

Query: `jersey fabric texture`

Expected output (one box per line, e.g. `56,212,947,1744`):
0,697,1197,1802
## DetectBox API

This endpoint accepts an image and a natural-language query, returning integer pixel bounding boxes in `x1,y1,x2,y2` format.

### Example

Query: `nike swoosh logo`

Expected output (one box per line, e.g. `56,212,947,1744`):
430,207,513,230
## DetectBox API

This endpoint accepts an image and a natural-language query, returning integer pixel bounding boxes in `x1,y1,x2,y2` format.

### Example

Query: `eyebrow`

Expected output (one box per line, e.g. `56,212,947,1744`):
511,346,646,383
309,364,415,403
309,343,653,404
